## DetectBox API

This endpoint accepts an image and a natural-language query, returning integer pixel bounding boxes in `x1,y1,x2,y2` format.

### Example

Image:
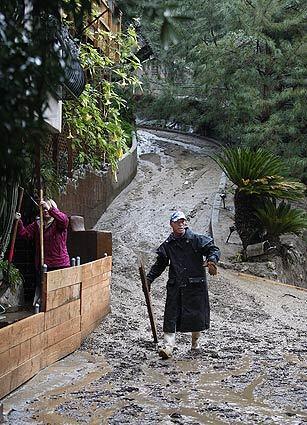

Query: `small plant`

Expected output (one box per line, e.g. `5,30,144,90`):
0,260,23,298
254,200,307,244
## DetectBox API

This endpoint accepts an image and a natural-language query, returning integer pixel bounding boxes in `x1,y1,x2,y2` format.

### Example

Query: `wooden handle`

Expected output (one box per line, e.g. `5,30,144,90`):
17,187,24,212
39,189,44,267
139,258,158,344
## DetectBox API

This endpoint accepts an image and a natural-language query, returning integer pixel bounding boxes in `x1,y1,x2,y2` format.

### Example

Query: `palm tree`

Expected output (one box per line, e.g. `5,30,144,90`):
215,147,305,249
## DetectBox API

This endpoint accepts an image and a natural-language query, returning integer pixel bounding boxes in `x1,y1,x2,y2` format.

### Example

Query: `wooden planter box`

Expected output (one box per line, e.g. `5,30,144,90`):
0,256,112,400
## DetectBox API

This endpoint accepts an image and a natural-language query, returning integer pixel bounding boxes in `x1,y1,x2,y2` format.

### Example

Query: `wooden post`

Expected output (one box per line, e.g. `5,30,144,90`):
33,141,45,306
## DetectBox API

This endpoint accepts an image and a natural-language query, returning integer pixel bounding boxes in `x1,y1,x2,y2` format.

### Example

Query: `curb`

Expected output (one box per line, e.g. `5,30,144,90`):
228,270,307,292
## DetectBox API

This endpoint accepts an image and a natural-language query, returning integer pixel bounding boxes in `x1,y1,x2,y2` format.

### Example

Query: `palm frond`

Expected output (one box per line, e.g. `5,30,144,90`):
254,200,307,237
242,176,305,200
215,146,305,200
215,146,286,182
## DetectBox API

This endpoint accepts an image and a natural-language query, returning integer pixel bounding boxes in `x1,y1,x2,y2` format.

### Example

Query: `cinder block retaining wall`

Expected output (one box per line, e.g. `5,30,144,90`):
57,135,138,229
0,256,112,400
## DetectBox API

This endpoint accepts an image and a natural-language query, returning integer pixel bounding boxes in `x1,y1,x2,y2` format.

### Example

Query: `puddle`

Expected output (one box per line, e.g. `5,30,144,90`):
177,356,269,409
138,355,307,424
284,353,307,368
4,352,110,424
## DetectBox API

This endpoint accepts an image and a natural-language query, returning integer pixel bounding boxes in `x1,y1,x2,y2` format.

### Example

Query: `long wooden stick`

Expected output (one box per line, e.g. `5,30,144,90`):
138,258,158,344
7,187,24,263
39,189,44,267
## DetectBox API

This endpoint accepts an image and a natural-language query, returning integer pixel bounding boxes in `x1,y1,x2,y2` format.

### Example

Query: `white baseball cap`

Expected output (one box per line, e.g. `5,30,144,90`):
170,211,186,222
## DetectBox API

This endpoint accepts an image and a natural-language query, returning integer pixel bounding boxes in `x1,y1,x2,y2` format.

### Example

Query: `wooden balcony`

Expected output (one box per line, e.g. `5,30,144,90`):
85,0,122,55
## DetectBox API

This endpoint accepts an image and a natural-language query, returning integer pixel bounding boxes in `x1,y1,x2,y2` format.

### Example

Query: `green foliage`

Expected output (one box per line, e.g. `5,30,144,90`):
64,26,141,173
0,260,23,293
216,147,286,183
138,88,205,132
254,200,307,238
116,0,190,49
191,0,307,155
0,0,96,183
139,0,307,181
0,1,139,262
0,1,98,257
215,147,305,200
40,159,64,199
215,146,306,248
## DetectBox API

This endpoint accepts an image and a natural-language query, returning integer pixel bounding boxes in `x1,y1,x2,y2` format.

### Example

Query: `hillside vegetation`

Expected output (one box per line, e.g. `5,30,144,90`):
138,0,307,183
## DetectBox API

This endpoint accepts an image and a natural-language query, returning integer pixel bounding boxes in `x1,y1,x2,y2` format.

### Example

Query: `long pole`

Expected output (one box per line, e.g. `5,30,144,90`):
39,188,44,268
33,188,45,307
138,258,158,344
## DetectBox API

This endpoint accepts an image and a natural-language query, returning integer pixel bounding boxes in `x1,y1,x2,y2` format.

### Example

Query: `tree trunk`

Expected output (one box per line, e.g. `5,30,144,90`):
234,190,263,249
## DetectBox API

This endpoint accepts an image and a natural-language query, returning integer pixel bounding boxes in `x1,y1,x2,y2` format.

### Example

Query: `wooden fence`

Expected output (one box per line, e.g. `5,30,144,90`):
0,256,112,399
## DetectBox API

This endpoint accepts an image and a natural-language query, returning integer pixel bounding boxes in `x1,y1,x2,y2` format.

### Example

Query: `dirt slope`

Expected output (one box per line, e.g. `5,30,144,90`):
3,129,307,425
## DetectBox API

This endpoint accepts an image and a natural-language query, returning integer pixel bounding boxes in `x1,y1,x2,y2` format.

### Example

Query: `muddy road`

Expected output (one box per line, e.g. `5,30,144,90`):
3,129,307,424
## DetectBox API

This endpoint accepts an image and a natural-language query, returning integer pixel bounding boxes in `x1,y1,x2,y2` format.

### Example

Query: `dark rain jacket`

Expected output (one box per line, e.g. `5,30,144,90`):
147,228,220,333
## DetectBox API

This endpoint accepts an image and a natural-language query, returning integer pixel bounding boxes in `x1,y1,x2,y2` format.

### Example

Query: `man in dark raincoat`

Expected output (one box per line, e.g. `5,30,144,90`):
147,211,220,359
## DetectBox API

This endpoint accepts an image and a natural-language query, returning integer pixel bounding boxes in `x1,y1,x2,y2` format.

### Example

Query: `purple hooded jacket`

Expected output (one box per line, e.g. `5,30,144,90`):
17,207,70,269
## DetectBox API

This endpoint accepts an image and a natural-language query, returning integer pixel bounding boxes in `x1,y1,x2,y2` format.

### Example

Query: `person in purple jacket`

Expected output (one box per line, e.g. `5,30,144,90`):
16,199,70,271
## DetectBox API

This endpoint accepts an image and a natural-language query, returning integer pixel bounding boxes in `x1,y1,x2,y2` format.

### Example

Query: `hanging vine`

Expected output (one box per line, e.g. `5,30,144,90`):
63,25,141,174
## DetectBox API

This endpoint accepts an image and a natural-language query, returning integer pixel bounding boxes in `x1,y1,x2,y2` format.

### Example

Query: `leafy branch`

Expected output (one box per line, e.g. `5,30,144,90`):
63,25,141,175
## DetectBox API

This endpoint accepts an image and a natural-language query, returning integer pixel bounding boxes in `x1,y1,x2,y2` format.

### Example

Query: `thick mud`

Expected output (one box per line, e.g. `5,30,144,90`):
3,129,307,424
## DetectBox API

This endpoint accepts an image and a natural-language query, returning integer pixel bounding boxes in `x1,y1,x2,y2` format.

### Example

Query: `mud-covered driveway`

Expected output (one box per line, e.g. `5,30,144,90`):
3,129,307,424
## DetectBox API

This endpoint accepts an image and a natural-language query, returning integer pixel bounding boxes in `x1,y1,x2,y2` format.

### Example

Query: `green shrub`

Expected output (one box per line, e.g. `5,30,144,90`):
0,260,23,294
254,200,307,240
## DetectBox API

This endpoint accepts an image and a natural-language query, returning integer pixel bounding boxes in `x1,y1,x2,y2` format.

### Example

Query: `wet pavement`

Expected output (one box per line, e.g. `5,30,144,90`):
2,129,307,424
